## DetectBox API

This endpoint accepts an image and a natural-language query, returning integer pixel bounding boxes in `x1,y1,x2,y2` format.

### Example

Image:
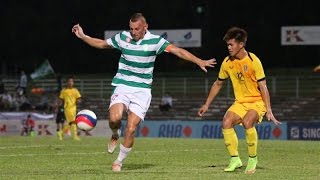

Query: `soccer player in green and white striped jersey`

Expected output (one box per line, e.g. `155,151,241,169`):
72,13,216,172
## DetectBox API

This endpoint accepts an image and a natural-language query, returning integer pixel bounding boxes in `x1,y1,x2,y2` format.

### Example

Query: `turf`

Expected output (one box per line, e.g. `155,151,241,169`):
0,136,319,179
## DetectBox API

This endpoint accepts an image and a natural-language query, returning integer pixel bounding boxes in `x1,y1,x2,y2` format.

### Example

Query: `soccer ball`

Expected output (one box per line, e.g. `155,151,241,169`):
75,109,97,131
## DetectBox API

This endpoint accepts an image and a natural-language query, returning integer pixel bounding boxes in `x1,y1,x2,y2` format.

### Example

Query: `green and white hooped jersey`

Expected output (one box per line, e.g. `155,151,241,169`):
106,31,170,89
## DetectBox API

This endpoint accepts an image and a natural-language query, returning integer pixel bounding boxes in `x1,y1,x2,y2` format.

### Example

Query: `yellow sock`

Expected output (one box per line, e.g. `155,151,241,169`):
57,129,63,135
71,123,78,138
222,128,239,156
246,127,258,157
62,124,70,133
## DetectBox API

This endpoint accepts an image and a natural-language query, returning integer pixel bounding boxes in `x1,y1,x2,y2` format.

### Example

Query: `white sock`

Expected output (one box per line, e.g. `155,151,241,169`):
111,129,120,137
116,144,132,164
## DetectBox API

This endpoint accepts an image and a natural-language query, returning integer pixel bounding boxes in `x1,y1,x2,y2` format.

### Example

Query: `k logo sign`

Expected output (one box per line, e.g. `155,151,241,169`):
286,30,303,42
282,26,320,45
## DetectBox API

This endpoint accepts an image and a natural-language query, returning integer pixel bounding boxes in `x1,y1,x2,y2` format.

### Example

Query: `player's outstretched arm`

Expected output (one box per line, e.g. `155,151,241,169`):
198,80,224,116
168,45,216,73
258,80,282,125
72,24,110,49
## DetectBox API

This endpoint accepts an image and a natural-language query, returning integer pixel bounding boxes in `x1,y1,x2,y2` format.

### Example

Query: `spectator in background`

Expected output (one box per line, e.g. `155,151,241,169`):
12,93,19,111
159,92,173,112
11,90,33,111
18,95,33,111
35,93,49,112
17,70,28,95
1,90,13,111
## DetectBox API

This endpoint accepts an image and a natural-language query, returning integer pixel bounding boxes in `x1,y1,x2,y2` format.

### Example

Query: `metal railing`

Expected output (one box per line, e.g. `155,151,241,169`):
2,76,320,98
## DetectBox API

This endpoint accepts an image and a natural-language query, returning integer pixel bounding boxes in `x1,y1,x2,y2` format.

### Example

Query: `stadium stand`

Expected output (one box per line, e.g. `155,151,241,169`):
1,73,319,121
76,96,320,121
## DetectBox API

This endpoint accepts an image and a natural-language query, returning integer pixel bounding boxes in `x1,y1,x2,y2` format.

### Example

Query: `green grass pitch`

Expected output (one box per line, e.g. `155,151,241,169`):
0,136,319,179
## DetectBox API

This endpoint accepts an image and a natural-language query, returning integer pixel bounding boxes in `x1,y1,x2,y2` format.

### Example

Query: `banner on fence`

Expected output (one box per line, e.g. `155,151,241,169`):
0,112,54,121
121,120,287,140
288,121,320,140
0,119,112,137
0,119,287,140
105,29,201,47
281,26,320,45
7,119,320,141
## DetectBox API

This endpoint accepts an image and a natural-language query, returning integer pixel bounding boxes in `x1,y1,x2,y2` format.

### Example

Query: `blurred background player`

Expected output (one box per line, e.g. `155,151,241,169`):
55,100,66,140
198,27,281,174
26,114,35,136
20,116,28,136
20,114,35,136
58,76,81,140
72,13,216,172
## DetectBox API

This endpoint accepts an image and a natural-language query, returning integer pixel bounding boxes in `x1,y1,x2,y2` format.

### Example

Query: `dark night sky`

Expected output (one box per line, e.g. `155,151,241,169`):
1,0,319,75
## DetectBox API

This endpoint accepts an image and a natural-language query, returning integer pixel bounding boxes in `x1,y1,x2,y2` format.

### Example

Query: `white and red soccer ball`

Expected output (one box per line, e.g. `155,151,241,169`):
75,109,97,131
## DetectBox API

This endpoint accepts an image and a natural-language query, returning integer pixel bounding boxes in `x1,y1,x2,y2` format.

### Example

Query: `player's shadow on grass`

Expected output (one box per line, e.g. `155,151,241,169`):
206,164,221,168
206,164,244,173
206,164,266,172
256,166,266,170
124,163,155,170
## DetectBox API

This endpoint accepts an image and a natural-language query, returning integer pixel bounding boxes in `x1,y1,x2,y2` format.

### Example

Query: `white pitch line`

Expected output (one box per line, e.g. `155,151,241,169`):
0,144,107,150
0,152,106,157
0,148,216,157
0,145,63,149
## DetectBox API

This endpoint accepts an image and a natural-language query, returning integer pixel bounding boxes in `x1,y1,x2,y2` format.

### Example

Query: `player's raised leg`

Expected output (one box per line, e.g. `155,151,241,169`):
107,103,123,154
222,111,243,172
112,111,140,172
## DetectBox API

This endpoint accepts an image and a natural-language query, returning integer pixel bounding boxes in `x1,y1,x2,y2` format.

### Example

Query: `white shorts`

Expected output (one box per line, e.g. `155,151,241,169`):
109,85,151,120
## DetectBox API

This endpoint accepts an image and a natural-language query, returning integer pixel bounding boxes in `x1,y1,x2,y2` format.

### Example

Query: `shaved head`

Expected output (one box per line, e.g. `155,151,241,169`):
129,13,148,41
130,13,147,24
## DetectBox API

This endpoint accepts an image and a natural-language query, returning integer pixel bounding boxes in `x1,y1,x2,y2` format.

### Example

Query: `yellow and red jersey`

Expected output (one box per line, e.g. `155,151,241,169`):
218,52,265,103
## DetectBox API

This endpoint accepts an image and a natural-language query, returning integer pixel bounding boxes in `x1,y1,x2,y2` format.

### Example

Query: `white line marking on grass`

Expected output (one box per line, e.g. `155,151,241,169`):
0,148,216,157
134,148,215,153
0,152,106,157
0,144,106,150
0,145,63,150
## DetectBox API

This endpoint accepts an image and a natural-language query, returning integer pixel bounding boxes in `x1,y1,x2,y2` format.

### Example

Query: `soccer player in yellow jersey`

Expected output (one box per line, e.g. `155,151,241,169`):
58,76,81,140
198,27,281,174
